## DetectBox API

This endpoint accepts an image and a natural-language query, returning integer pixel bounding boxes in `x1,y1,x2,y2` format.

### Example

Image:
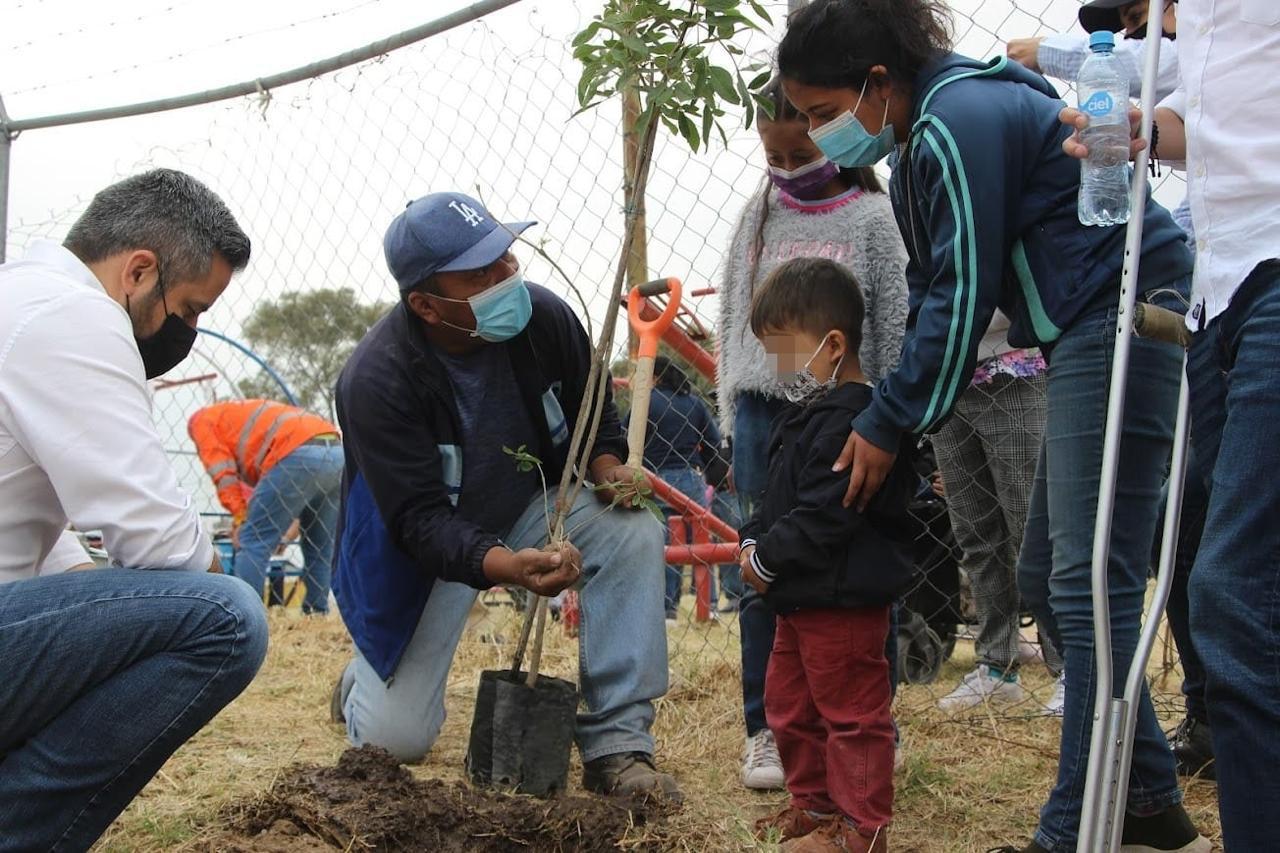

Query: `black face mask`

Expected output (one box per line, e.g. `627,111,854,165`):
1125,23,1176,40
128,274,197,379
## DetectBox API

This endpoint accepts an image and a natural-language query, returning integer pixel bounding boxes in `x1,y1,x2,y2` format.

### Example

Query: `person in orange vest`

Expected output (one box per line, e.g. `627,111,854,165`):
189,400,344,614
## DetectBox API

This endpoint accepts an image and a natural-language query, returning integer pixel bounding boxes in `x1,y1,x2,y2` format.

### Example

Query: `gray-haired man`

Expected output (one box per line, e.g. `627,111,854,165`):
0,169,269,849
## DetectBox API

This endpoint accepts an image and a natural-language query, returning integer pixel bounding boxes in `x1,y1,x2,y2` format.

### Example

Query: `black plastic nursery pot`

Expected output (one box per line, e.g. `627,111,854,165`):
465,669,579,797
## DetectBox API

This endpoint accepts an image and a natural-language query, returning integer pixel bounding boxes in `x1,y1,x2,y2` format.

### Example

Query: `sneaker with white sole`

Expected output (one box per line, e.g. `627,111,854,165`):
742,729,786,790
936,664,1026,713
1043,670,1066,717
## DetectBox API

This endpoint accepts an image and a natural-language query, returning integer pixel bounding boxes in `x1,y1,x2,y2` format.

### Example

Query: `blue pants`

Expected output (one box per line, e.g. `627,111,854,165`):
1157,442,1209,724
236,442,344,614
0,569,267,850
733,391,789,736
341,487,668,763
1017,303,1184,853
1185,259,1280,850
712,488,745,603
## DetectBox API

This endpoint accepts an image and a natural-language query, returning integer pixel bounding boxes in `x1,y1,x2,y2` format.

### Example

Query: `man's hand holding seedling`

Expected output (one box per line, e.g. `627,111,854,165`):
589,454,649,509
483,541,582,596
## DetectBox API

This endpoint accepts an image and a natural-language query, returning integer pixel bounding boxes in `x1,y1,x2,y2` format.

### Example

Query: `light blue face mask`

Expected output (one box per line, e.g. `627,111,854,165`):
807,78,895,168
435,270,533,342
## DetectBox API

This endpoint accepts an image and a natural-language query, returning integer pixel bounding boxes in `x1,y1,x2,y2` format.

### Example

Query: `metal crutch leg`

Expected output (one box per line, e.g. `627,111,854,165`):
1076,18,1188,853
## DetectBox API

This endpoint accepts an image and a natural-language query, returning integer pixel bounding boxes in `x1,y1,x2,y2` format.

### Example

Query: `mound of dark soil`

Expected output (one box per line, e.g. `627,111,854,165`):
199,746,667,852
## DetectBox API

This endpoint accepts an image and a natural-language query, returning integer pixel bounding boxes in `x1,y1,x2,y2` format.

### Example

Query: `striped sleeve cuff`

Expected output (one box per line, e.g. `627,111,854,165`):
749,548,776,584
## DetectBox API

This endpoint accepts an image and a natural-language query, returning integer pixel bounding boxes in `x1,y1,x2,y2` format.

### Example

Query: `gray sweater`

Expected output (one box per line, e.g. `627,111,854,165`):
716,182,910,434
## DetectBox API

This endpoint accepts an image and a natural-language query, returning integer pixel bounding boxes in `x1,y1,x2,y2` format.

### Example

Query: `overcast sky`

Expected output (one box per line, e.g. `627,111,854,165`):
1,0,1185,518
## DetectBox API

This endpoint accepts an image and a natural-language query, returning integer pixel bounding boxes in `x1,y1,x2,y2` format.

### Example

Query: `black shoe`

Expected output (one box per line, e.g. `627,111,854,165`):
1168,716,1216,781
986,842,1048,853
1120,804,1211,852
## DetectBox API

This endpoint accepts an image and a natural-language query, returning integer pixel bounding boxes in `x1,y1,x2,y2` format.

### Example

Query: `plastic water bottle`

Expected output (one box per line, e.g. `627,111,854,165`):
1077,30,1132,226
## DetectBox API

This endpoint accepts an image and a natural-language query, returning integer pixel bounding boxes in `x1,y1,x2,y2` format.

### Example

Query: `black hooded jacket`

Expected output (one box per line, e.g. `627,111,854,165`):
739,382,917,614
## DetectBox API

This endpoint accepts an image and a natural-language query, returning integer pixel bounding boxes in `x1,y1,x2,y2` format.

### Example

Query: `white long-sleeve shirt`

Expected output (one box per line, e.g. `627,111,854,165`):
0,241,214,583
1162,0,1280,328
1036,31,1181,101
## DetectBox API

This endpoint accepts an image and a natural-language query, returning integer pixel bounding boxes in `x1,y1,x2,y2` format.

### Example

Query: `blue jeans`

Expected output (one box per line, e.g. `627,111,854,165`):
340,486,668,763
1157,442,1209,724
1185,259,1280,850
657,465,711,616
0,569,268,850
1017,304,1184,853
712,489,745,604
236,442,344,614
733,391,789,736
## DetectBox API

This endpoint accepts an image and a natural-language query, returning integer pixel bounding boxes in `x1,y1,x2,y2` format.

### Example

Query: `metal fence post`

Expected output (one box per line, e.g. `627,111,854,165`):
0,93,12,264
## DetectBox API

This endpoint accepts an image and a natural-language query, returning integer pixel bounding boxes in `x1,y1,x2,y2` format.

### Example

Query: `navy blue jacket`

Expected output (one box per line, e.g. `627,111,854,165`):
632,386,723,472
854,53,1193,451
739,383,916,614
333,284,627,681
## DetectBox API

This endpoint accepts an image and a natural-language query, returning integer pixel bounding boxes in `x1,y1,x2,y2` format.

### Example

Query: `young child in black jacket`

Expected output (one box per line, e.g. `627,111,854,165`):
738,257,915,853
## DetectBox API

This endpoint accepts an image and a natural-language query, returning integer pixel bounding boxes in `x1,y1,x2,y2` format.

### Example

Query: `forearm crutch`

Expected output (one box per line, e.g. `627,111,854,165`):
1077,25,1194,853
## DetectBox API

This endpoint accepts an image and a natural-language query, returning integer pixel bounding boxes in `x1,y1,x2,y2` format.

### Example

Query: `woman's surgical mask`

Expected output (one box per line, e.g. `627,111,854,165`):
807,78,895,168
431,270,533,342
773,334,844,406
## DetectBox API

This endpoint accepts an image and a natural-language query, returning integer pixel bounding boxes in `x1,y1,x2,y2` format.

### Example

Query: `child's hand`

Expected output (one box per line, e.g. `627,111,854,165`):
739,545,770,595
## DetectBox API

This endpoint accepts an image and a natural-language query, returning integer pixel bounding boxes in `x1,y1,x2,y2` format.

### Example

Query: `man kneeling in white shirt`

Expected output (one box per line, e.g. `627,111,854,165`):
0,169,269,849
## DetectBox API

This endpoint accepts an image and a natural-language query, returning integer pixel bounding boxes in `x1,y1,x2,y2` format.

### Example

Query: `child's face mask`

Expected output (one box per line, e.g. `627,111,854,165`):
767,332,844,406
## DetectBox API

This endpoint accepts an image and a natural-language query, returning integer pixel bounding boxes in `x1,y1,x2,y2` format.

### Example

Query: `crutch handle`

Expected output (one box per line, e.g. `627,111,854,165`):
1133,303,1193,350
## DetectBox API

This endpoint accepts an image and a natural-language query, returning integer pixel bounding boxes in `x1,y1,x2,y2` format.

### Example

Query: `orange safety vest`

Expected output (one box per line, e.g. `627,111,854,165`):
187,400,339,523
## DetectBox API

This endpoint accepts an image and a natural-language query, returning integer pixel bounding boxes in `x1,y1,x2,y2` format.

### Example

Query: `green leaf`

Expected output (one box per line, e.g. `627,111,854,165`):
748,0,772,25
620,31,649,56
748,69,771,91
571,20,602,47
677,111,701,152
708,65,738,104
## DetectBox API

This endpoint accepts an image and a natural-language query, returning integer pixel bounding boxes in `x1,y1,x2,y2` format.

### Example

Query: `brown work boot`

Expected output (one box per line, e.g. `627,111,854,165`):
582,752,683,804
782,818,888,853
754,804,834,842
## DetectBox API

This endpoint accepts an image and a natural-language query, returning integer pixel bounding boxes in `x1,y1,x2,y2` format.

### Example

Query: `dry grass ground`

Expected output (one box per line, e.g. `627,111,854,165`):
92,595,1221,852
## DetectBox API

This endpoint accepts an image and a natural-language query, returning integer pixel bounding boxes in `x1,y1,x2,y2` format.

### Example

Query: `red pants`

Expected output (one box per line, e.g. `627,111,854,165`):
765,606,894,831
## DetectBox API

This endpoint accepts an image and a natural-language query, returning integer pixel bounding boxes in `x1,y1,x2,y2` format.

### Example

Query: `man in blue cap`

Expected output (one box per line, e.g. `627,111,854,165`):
330,191,678,800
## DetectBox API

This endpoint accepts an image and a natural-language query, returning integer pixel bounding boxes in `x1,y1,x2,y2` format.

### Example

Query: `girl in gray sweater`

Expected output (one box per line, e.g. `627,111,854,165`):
717,78,909,793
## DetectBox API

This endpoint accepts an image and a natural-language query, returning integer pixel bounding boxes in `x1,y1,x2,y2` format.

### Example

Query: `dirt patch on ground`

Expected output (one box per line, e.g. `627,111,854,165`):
197,746,668,852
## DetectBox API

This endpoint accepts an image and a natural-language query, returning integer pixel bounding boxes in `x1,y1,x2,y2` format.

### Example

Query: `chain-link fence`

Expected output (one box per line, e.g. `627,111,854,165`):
3,0,1195,763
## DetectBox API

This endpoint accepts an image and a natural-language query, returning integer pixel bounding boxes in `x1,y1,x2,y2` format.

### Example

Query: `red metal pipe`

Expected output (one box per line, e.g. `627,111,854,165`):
644,470,738,542
665,542,740,565
634,297,717,383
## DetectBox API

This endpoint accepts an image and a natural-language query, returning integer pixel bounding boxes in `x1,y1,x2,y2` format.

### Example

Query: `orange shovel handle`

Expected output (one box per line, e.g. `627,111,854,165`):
627,278,682,359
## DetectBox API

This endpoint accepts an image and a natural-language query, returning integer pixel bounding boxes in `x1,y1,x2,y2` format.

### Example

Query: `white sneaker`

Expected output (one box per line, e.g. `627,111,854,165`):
936,664,1027,713
1043,670,1066,717
741,729,786,790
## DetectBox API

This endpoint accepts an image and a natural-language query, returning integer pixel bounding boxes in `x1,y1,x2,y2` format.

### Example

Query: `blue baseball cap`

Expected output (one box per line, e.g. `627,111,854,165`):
383,191,535,292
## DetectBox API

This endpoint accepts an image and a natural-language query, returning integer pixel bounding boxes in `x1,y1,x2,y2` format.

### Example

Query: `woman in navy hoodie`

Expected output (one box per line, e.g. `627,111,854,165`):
777,2,1206,852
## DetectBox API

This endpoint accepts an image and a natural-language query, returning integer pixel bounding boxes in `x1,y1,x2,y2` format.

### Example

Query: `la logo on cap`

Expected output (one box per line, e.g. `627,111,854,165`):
449,199,485,228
